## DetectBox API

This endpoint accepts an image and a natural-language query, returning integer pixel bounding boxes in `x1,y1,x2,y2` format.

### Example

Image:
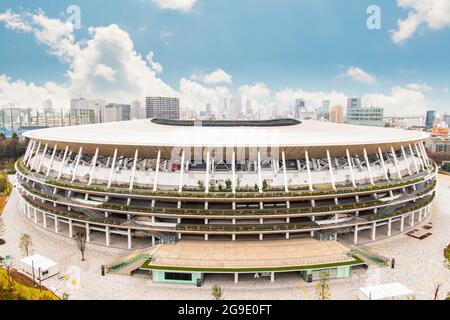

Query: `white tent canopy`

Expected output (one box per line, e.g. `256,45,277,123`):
20,254,59,280
360,282,413,300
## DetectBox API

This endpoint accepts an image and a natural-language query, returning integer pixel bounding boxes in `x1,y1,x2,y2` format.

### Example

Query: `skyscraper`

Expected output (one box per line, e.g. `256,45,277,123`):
145,97,180,120
294,99,306,119
329,105,344,123
425,110,436,128
347,98,362,110
131,100,144,120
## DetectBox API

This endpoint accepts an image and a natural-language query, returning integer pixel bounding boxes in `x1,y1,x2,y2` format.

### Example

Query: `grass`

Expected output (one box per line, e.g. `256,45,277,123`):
140,256,364,273
0,268,59,300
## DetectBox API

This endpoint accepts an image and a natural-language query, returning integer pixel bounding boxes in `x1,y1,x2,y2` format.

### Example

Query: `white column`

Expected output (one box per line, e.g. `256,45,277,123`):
414,143,425,170
378,147,389,181
179,149,186,193
204,148,209,194
23,140,33,163
69,219,73,238
418,143,429,169
353,225,358,245
46,145,58,177
401,145,412,176
305,150,313,191
420,142,430,163
409,144,420,173
26,140,36,166
282,150,289,193
326,149,336,190
387,218,392,236
234,273,239,284
129,149,139,191
71,146,83,182
43,213,47,229
88,148,99,186
400,215,405,232
105,226,110,246
54,216,59,233
270,272,275,283
257,150,263,193
57,146,69,180
363,148,375,185
153,149,161,191
390,147,402,180
371,223,376,241
37,144,48,173
31,142,42,170
346,149,356,187
107,148,118,188
86,223,90,242
231,149,236,193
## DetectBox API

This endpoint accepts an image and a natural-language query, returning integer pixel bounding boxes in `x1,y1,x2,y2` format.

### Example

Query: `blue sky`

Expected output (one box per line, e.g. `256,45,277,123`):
0,0,449,115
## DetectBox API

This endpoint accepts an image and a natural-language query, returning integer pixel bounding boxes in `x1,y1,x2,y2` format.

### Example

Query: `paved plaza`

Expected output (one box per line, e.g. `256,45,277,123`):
1,175,449,300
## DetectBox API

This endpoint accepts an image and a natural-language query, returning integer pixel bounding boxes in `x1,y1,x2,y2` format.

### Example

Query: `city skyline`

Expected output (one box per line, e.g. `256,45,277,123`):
0,1,449,115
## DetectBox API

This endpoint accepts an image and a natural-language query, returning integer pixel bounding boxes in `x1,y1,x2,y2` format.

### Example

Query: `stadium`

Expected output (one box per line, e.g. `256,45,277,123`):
15,118,438,284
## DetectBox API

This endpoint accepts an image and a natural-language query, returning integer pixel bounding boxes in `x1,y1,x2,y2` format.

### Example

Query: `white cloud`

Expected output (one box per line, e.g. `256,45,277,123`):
362,86,428,116
0,9,436,117
151,0,197,13
192,68,232,85
238,82,272,111
0,74,67,107
391,0,450,43
146,51,163,74
0,10,33,32
406,82,432,92
179,78,229,109
346,67,377,84
94,64,117,82
0,11,175,106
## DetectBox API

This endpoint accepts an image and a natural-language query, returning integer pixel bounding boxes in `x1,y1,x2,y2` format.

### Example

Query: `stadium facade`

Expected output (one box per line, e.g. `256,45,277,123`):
15,119,437,284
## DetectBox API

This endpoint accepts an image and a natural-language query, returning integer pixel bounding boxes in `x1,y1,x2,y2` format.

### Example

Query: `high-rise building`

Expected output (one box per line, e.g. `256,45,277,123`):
230,95,242,118
70,97,105,125
104,103,131,122
131,100,144,120
145,97,180,120
294,99,306,119
43,99,53,111
347,98,362,110
346,106,384,127
245,99,253,116
317,100,330,120
443,113,450,128
425,110,437,128
329,105,344,123
205,103,212,117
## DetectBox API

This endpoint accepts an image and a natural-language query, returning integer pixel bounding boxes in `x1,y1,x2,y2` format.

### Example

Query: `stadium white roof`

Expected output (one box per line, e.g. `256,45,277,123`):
24,119,429,149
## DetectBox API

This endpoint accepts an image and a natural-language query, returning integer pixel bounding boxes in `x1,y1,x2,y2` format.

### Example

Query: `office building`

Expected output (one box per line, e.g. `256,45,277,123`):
146,97,180,120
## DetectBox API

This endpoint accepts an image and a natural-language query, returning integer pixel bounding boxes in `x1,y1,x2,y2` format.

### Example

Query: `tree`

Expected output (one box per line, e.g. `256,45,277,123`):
434,283,443,300
1,258,15,292
19,234,33,257
211,283,224,300
225,179,232,191
73,230,87,261
262,180,268,191
315,270,331,300
0,219,5,245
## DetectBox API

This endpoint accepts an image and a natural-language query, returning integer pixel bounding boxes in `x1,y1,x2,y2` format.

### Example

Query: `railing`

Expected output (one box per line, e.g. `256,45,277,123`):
350,246,390,266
